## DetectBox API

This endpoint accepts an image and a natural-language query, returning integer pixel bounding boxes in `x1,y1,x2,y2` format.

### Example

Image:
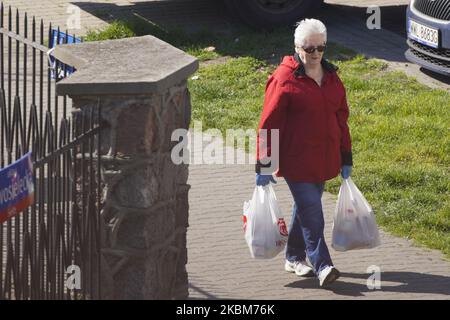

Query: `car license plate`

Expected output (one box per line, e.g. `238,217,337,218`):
408,19,439,48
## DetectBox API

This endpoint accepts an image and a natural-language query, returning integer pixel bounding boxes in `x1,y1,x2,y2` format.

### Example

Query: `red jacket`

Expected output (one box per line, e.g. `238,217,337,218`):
256,54,352,183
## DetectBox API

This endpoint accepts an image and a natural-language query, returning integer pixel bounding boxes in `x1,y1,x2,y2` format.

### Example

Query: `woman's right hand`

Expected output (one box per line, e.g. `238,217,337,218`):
256,174,277,186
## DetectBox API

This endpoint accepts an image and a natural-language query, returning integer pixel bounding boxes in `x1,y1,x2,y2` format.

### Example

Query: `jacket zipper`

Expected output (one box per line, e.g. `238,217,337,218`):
307,75,329,181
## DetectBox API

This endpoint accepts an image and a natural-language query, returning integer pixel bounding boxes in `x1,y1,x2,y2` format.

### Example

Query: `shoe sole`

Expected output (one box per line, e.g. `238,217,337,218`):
285,266,295,273
295,269,315,277
320,268,340,287
285,265,315,277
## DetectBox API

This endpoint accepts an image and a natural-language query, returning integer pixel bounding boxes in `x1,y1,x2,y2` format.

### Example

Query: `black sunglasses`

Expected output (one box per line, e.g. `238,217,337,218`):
302,45,326,54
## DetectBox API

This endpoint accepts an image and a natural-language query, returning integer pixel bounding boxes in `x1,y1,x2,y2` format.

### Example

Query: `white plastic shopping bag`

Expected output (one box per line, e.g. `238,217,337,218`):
332,177,381,251
243,185,288,259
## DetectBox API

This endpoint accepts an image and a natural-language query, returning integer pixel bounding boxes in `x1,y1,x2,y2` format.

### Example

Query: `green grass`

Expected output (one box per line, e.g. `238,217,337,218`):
190,55,450,258
85,19,450,259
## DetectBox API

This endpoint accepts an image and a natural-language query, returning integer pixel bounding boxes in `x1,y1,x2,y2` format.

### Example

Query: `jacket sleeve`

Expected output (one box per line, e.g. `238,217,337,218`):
337,89,353,166
255,75,289,174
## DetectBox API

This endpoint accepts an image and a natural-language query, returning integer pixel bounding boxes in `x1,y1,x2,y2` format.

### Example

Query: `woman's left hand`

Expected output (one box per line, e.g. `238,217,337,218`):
341,165,352,179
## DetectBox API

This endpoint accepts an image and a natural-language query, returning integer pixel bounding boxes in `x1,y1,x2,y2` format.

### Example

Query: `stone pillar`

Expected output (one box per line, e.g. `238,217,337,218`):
55,36,198,299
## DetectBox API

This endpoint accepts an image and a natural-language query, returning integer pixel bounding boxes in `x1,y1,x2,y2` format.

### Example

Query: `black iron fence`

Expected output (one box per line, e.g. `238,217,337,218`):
0,3,102,299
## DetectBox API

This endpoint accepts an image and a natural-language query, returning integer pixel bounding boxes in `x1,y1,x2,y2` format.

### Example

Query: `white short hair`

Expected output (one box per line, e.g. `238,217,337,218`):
294,18,327,47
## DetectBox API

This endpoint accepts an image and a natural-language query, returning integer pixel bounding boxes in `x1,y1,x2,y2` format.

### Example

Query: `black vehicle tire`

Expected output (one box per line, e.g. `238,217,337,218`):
224,0,324,29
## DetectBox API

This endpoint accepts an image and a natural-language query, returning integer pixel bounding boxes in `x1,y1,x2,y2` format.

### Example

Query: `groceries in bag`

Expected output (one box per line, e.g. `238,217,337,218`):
243,185,288,259
332,177,381,251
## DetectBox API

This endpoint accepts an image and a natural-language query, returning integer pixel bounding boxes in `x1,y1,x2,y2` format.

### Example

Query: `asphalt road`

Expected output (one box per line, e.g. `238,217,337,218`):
325,1,409,37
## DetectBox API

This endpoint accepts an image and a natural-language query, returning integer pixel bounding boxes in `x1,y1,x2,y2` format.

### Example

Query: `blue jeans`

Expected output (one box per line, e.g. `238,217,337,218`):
285,180,333,275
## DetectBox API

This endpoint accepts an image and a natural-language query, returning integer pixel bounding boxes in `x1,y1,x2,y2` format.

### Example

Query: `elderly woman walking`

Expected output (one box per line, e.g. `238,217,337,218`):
255,18,353,287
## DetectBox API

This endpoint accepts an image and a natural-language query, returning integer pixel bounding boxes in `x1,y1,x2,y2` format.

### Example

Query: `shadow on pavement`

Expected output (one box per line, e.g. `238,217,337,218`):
420,68,450,85
72,0,408,36
188,283,219,300
72,0,238,34
317,4,409,62
285,272,450,297
319,3,408,38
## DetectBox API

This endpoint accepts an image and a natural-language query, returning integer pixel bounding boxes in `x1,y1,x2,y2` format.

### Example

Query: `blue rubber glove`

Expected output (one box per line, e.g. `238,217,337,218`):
256,174,277,186
341,165,352,179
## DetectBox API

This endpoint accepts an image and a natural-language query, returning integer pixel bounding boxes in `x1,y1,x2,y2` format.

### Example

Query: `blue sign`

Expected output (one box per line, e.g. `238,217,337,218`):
49,29,82,80
0,152,34,224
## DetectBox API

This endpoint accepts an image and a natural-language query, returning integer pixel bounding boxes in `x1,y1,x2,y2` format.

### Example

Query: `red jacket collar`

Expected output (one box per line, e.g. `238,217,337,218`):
291,53,338,78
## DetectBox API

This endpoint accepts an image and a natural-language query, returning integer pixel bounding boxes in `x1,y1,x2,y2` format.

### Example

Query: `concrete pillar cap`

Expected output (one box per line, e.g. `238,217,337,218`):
54,35,198,96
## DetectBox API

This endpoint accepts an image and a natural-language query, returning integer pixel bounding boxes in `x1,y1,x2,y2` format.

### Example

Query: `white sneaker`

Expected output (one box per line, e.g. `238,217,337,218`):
318,266,340,287
284,260,314,277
